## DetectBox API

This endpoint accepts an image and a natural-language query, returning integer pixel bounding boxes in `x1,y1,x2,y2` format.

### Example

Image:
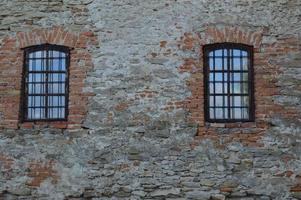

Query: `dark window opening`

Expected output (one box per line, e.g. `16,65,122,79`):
204,43,254,123
21,44,70,121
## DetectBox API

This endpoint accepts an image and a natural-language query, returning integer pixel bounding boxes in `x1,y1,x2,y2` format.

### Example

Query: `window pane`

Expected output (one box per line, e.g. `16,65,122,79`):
231,73,241,81
215,49,223,56
233,49,241,56
215,73,223,81
242,57,248,70
215,58,223,70
233,57,241,70
209,58,214,70
48,83,65,94
28,84,45,94
49,59,66,71
48,73,66,82
210,96,214,106
29,51,46,59
242,73,248,81
50,50,66,58
230,83,241,94
242,50,247,57
242,108,249,119
210,83,214,93
48,96,65,107
29,59,47,71
242,82,248,94
25,47,68,120
28,73,45,83
210,108,215,119
206,45,253,122
27,108,45,119
231,108,242,119
215,108,223,119
215,83,223,94
48,107,65,119
28,96,45,107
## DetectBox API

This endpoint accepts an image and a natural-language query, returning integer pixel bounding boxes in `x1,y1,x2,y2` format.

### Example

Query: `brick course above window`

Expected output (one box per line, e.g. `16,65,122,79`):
0,27,99,129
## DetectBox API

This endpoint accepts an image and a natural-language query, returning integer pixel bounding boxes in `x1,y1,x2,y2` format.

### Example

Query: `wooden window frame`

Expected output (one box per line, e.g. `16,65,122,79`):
20,44,70,122
203,43,255,123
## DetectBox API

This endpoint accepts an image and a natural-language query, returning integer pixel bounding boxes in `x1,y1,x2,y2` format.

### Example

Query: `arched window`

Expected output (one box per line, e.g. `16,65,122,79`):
203,43,254,122
22,44,70,121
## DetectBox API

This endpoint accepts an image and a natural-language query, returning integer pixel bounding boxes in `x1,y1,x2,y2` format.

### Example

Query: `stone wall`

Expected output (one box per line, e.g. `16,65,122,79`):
0,0,301,199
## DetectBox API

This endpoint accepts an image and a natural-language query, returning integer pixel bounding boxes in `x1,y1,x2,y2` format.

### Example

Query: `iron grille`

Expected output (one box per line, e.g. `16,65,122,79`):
204,43,254,122
22,44,70,121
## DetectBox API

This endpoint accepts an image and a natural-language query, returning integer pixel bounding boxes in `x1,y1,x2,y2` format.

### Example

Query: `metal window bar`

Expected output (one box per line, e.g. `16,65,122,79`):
204,43,254,123
21,44,70,122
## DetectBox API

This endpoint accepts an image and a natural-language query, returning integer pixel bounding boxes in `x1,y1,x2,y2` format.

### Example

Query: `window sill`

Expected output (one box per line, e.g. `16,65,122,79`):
20,121,69,129
206,121,256,128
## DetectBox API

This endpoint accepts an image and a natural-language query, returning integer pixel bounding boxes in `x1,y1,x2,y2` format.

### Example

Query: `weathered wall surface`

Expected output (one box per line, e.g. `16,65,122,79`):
0,0,301,199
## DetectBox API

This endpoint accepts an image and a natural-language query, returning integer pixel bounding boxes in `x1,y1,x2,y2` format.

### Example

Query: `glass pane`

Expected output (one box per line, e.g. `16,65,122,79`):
28,96,45,107
233,49,241,57
242,96,249,107
242,57,248,70
28,84,45,94
233,96,242,107
209,58,214,70
48,83,65,94
230,73,241,81
224,108,228,119
242,50,247,57
48,108,65,119
242,108,249,119
224,83,228,93
29,51,46,59
48,96,65,107
48,73,66,82
215,73,223,81
210,96,214,106
242,73,248,81
29,59,46,71
50,50,66,58
230,83,241,94
233,57,241,70
215,83,223,94
223,58,228,70
215,58,223,70
215,108,223,119
28,73,45,83
210,83,214,93
210,108,214,119
28,108,45,119
230,108,241,119
215,49,223,56
215,96,223,107
49,59,66,71
242,82,248,94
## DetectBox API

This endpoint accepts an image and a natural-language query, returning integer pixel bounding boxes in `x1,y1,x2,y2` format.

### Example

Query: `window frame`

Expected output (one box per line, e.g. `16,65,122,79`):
203,43,255,123
20,43,70,122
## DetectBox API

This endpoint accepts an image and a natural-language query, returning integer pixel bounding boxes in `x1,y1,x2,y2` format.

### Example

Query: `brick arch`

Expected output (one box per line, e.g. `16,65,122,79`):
203,26,263,48
16,27,78,49
173,26,278,147
0,26,99,129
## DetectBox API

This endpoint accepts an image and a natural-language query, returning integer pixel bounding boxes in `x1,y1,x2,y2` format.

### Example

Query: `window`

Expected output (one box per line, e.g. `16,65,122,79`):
22,44,70,121
204,43,254,122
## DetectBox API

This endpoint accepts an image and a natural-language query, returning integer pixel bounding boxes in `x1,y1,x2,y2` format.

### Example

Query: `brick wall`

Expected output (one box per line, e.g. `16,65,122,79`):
0,27,98,129
0,0,300,199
